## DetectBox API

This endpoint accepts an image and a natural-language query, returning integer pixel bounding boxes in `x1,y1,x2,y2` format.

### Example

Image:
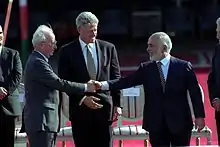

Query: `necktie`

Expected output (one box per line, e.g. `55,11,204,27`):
86,45,96,80
157,62,166,92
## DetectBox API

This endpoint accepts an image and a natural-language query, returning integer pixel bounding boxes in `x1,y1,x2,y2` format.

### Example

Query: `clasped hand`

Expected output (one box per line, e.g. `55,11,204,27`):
83,80,103,109
84,80,122,119
86,80,102,92
0,87,7,100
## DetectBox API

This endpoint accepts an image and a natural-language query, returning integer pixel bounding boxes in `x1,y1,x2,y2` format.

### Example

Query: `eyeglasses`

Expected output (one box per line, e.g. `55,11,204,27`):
43,41,57,48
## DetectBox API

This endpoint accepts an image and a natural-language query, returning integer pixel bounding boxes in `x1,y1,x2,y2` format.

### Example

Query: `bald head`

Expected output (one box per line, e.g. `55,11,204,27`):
147,32,172,61
149,32,172,53
32,25,57,57
32,25,55,48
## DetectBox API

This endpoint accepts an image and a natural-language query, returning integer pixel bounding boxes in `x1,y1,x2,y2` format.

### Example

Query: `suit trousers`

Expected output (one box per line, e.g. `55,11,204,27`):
0,108,15,147
71,119,113,147
27,131,57,147
149,117,191,147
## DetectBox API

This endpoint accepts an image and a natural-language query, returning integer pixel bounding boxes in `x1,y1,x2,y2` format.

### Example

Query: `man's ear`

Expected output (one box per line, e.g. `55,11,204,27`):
77,27,81,34
163,45,167,52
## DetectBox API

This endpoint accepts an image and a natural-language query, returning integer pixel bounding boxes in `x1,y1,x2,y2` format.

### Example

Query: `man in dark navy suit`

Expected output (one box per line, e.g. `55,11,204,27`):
207,17,220,146
94,32,205,147
58,12,121,147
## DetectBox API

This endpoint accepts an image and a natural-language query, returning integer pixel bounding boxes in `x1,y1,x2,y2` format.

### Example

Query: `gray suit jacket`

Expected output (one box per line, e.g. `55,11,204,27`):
0,47,22,116
24,51,85,133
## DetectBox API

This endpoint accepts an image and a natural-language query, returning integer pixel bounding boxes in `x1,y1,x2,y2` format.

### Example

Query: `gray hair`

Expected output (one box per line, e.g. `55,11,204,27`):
32,25,54,47
216,17,220,26
75,12,99,28
150,32,173,53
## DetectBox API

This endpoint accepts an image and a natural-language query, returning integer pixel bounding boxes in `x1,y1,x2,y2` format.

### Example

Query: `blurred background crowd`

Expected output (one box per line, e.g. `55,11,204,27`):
0,0,219,67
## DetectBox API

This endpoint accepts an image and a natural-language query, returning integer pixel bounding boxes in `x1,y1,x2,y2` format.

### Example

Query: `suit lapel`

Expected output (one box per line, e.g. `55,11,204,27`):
95,40,105,80
165,56,176,92
75,40,91,78
0,47,8,78
1,47,8,62
75,39,105,80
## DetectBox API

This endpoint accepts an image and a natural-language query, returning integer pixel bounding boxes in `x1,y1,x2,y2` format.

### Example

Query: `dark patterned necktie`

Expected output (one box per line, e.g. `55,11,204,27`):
157,62,166,92
86,45,96,80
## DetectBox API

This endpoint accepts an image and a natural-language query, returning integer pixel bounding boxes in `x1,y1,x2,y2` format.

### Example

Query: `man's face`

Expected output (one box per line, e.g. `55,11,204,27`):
41,33,57,57
0,26,3,46
78,23,97,44
147,36,165,61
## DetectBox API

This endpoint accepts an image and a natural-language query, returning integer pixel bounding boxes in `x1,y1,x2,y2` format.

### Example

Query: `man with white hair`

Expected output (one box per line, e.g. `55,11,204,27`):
58,12,121,147
207,17,220,145
23,25,98,147
94,32,205,146
0,25,23,147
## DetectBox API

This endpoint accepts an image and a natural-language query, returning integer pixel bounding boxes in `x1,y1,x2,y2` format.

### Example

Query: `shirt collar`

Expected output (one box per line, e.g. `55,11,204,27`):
157,54,171,66
79,37,95,49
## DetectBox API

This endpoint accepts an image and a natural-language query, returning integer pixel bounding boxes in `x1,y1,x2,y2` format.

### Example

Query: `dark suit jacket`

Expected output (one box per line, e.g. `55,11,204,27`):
58,39,121,122
23,51,86,133
0,47,22,116
207,44,220,117
108,56,205,133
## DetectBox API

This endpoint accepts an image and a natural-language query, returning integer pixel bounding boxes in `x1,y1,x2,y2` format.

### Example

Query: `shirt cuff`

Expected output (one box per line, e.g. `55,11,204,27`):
84,84,87,92
212,97,219,103
79,96,87,106
100,81,109,90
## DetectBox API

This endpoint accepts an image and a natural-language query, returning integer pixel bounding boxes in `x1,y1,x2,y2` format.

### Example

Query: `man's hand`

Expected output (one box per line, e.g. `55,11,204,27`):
92,80,102,90
212,99,220,111
86,80,97,92
83,96,103,109
195,118,205,132
0,87,7,100
87,80,102,91
113,107,122,122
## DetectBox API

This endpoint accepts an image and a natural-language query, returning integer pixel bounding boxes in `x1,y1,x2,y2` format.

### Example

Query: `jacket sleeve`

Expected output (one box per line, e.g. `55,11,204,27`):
207,46,220,105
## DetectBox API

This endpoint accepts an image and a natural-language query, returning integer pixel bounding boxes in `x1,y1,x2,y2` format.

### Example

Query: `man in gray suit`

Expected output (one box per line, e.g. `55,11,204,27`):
23,25,102,147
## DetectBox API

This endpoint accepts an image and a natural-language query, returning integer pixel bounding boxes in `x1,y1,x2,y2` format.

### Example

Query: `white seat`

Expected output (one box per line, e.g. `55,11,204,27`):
113,85,149,147
188,85,212,145
56,92,72,146
57,127,73,141
113,125,148,139
14,83,28,145
14,127,28,143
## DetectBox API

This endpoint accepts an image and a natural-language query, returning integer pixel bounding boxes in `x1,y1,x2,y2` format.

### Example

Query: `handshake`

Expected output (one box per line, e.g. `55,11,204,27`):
86,80,102,92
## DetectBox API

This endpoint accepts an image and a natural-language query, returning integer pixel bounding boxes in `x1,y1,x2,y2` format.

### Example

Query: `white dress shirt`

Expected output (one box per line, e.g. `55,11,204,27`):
79,38,98,105
100,54,171,90
79,38,98,72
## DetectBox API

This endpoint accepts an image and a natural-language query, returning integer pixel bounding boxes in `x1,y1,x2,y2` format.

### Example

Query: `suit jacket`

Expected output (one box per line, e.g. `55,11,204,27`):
108,56,205,133
23,51,86,133
58,39,121,122
0,47,22,116
207,44,220,117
